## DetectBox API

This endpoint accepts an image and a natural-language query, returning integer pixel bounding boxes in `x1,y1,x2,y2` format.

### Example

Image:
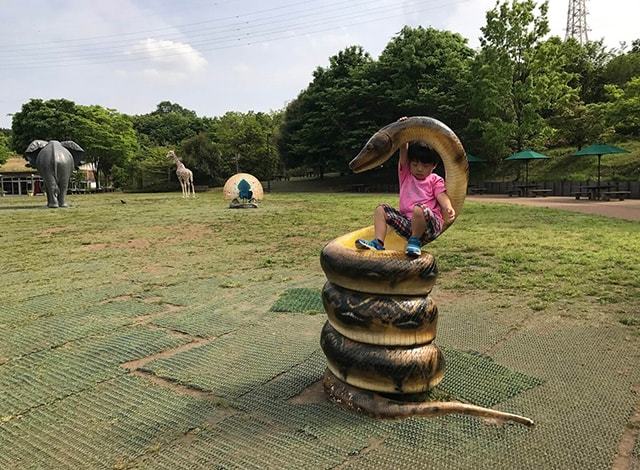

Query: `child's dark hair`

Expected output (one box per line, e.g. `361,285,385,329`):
407,141,439,165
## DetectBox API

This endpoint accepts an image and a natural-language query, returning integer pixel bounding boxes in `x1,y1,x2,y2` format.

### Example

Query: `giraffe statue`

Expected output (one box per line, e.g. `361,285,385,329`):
167,151,195,198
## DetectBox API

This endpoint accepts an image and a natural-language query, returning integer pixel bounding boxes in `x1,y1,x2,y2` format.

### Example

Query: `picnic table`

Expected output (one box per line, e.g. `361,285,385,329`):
574,184,613,200
601,190,631,201
530,188,552,197
508,184,540,197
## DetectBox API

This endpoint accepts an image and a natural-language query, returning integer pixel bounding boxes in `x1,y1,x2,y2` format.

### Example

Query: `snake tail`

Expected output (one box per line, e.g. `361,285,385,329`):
323,368,534,426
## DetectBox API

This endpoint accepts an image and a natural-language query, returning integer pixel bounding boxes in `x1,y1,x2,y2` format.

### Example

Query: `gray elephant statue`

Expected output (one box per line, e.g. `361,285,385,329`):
24,140,85,208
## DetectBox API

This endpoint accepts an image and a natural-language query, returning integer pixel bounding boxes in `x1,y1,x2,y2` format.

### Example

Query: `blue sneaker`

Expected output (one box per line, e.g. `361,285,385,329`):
405,236,422,257
355,239,385,251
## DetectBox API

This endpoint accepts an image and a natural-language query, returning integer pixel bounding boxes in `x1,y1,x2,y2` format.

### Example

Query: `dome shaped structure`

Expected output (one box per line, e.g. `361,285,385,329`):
223,173,264,208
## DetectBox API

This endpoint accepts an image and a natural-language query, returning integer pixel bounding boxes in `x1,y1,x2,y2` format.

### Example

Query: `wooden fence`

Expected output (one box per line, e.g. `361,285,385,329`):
479,180,640,198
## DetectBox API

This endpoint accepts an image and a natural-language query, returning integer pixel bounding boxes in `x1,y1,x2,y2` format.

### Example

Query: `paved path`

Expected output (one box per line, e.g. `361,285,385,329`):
468,195,640,221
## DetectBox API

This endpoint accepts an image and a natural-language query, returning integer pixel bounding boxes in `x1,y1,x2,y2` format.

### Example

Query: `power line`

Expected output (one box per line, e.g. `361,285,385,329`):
0,0,372,51
1,0,471,70
0,0,383,58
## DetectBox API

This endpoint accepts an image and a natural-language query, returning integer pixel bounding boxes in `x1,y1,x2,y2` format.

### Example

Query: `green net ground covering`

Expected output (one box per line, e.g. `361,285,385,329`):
1,193,638,469
1,327,190,419
0,375,221,469
270,288,324,314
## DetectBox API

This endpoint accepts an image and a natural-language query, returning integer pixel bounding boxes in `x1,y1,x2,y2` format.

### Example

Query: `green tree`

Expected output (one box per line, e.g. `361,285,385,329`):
208,111,281,181
0,130,12,165
180,132,221,184
280,33,474,176
467,0,577,162
11,99,138,187
279,45,377,176
549,101,613,147
153,101,197,116
602,50,640,89
11,99,82,153
132,101,205,146
558,39,611,103
601,77,640,137
75,105,138,187
115,145,174,191
372,26,474,131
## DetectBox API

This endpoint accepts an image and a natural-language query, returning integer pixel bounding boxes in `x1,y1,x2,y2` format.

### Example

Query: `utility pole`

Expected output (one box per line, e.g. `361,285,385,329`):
565,0,589,45
235,152,240,173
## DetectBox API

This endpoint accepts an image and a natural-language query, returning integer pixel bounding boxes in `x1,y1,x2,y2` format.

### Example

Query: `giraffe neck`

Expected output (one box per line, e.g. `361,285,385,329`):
173,157,186,170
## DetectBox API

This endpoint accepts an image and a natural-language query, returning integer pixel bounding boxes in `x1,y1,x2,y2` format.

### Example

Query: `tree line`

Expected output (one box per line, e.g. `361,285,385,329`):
279,0,639,178
5,99,282,191
3,0,639,188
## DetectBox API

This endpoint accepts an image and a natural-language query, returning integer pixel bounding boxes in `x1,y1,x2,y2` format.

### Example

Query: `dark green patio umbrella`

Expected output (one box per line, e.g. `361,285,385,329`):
505,149,550,188
571,144,629,198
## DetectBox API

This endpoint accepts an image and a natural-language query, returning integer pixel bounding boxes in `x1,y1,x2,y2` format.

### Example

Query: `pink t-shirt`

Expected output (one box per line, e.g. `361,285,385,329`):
398,162,445,223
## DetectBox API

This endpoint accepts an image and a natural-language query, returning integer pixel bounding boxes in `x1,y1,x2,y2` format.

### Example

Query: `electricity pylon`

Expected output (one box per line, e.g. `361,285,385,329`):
565,0,589,44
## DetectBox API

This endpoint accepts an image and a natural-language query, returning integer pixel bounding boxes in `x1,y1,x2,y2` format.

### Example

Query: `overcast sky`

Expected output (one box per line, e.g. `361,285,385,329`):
1,0,638,129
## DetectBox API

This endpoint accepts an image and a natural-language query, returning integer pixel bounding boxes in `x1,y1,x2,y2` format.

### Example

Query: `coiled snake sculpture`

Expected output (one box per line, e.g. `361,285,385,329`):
319,117,533,426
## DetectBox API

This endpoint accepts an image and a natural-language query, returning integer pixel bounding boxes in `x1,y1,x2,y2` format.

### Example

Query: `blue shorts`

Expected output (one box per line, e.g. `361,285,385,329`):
379,203,443,245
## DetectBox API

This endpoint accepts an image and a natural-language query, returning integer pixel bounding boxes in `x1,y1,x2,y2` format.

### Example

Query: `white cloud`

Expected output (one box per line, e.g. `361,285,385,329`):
125,38,207,80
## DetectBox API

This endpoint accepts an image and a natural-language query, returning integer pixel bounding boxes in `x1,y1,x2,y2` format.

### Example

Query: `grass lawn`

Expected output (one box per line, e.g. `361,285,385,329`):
1,191,639,469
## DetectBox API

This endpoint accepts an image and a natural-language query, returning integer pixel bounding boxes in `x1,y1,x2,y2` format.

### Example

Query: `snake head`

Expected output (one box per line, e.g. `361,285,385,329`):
349,132,393,173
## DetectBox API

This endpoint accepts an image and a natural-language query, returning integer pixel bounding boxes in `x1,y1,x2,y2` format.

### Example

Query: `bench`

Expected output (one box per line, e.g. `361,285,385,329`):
601,191,631,201
574,191,592,200
507,189,521,197
530,189,552,197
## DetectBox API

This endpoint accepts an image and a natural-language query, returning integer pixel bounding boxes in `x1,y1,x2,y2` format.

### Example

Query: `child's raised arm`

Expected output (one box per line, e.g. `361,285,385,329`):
399,142,409,170
397,116,409,170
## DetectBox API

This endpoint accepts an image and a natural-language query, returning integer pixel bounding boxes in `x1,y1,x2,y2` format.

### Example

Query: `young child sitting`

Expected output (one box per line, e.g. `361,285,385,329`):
355,140,456,257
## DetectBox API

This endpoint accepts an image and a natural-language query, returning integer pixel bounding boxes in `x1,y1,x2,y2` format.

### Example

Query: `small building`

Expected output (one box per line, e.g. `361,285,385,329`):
0,156,99,195
77,162,97,191
0,156,43,196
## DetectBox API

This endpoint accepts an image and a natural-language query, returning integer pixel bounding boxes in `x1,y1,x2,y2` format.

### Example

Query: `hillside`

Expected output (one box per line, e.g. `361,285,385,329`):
520,139,640,183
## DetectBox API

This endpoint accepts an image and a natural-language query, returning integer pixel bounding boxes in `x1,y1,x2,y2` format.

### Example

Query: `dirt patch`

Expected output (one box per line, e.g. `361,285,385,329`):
430,286,463,306
129,369,214,399
142,323,192,339
612,384,640,470
333,436,388,469
118,239,151,249
128,304,186,328
129,369,223,401
121,336,213,370
288,379,327,405
469,195,640,221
